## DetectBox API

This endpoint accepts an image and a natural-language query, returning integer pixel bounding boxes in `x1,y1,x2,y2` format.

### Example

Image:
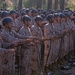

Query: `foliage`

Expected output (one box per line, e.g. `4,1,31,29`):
0,0,75,10
0,0,8,9
67,0,75,10
23,0,37,8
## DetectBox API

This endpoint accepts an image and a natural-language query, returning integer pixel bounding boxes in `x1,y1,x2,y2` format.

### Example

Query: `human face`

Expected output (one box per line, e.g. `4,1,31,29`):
57,17,61,23
18,15,22,20
24,20,32,27
66,17,70,21
61,18,65,22
36,20,43,26
7,22,13,29
54,17,57,22
27,20,32,27
28,12,31,17
48,16,54,23
4,21,13,31
32,13,38,17
13,13,17,19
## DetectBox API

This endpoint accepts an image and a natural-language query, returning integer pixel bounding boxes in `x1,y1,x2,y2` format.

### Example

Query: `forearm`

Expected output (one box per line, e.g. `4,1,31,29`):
2,42,13,48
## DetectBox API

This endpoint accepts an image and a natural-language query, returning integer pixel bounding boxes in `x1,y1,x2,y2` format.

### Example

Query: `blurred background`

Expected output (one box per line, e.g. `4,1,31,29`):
0,0,75,10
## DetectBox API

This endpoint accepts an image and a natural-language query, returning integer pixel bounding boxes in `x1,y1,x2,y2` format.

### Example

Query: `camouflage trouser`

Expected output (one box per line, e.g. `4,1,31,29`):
58,37,64,58
69,32,74,51
52,39,60,62
64,34,69,56
31,45,42,75
0,49,15,75
44,40,52,66
45,39,60,66
18,45,32,75
44,38,63,66
73,33,75,55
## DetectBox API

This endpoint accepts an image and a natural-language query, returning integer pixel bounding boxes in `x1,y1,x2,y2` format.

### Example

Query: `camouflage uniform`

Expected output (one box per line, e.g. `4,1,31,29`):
9,17,18,32
0,31,15,75
19,26,32,75
59,22,66,58
0,26,3,48
64,21,70,56
44,23,55,66
1,29,30,75
0,33,3,48
15,18,24,32
1,29,28,43
52,22,61,63
68,20,74,51
0,48,15,75
72,21,75,54
31,24,43,75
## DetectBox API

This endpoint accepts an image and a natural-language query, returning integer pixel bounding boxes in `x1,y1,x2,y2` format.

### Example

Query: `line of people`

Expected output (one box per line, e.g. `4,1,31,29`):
0,8,75,75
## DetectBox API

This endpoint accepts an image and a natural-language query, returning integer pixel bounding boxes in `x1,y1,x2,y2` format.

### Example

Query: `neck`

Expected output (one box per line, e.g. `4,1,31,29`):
49,22,52,25
11,16,15,21
58,21,61,24
17,17,21,20
36,23,40,27
24,25,28,28
5,27,11,32
54,20,58,23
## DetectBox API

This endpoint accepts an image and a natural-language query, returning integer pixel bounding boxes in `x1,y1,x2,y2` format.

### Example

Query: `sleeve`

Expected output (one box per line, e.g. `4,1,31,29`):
13,31,30,39
1,32,14,42
2,42,12,48
19,29,25,35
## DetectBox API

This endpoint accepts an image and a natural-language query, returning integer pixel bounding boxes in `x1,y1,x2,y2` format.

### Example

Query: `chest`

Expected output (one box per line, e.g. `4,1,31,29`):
35,27,43,36
22,28,32,36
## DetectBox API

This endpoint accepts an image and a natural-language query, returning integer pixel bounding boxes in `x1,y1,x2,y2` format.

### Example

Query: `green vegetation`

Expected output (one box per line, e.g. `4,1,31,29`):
0,0,75,10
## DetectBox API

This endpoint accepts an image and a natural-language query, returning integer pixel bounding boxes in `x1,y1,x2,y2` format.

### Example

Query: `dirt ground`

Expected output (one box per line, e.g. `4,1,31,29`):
53,67,75,75
15,65,75,75
15,53,75,75
50,62,75,75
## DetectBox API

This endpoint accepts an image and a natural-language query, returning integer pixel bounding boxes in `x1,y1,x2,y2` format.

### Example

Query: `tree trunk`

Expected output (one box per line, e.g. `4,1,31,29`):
43,0,46,5
47,0,52,9
54,0,58,10
36,0,43,9
60,0,65,10
65,0,69,9
18,0,22,10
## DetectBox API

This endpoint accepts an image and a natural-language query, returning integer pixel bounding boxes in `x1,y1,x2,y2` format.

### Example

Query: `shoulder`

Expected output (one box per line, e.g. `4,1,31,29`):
31,25,35,28
44,23,49,28
1,30,9,38
1,30,7,35
20,26,24,31
19,27,25,33
11,30,17,34
31,25,36,30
